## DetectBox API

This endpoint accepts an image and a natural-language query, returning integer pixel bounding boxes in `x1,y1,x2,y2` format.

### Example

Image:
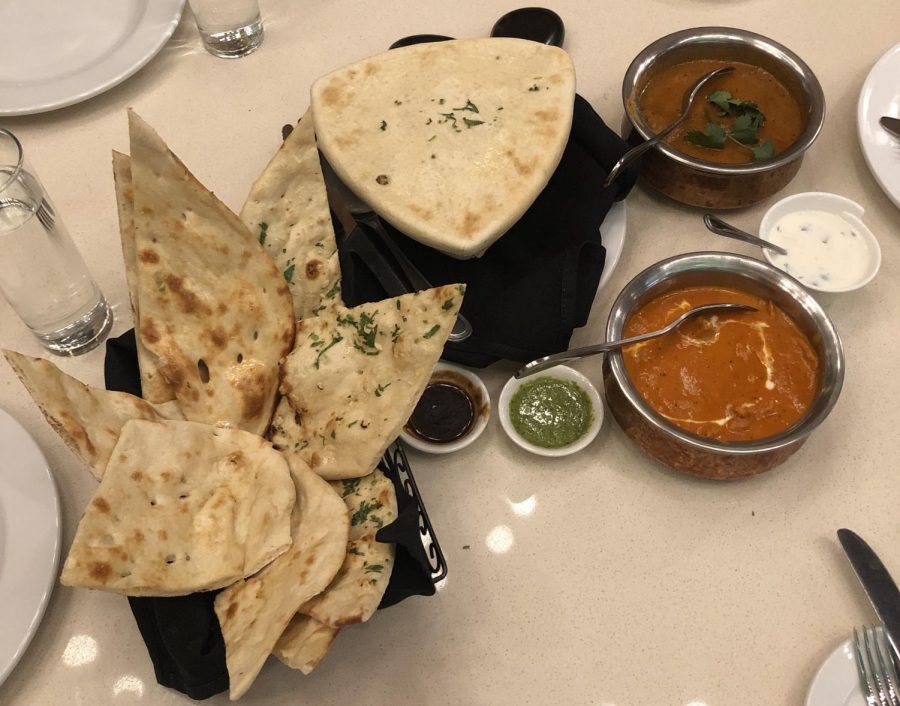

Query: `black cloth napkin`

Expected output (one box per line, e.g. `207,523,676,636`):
105,330,441,700
338,94,637,368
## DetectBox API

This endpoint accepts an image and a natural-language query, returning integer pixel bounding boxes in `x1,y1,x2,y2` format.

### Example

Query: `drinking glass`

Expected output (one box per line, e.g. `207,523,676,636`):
0,129,112,356
189,0,264,58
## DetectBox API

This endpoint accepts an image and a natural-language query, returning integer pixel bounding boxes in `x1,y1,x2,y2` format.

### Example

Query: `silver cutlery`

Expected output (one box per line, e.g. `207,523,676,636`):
703,214,788,256
515,302,756,378
880,116,900,140
838,529,900,665
854,625,900,706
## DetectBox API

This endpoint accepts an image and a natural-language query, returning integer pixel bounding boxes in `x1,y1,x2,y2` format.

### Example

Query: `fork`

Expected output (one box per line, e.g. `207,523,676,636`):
854,626,900,706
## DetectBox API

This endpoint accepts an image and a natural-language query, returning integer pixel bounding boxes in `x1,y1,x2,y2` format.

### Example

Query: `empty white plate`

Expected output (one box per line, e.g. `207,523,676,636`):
806,635,865,706
0,407,61,687
0,0,185,116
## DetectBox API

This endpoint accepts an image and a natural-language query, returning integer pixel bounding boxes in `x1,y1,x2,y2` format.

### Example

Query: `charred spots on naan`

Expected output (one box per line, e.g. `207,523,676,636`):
231,368,269,423
138,248,160,264
204,326,229,350
141,318,161,344
163,275,213,316
88,561,113,583
92,496,111,513
503,148,538,177
458,210,484,239
305,260,323,280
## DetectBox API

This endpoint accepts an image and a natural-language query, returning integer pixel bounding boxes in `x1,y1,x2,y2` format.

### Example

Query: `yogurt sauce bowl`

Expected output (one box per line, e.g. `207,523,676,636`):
759,191,881,292
499,365,603,457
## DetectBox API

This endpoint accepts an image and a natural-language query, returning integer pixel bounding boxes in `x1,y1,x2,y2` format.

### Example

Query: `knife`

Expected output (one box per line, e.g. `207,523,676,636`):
880,116,900,140
838,528,900,661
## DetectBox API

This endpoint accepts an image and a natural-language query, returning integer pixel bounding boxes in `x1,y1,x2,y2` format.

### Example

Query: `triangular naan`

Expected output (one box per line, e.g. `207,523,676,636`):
301,471,397,627
60,420,295,596
273,615,339,675
311,37,575,258
277,285,464,479
111,150,174,404
4,350,182,480
128,110,294,435
240,110,342,319
214,457,349,700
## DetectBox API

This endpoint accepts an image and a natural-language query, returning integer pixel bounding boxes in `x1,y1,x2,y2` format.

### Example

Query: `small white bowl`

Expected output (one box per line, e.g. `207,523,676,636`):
498,365,603,457
400,361,490,454
758,191,881,293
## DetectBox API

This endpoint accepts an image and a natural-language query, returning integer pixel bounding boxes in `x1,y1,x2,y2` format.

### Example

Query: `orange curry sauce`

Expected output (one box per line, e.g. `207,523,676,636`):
622,286,819,442
638,59,804,164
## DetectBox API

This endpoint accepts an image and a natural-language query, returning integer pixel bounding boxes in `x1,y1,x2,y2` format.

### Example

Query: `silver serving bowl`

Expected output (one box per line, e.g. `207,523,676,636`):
622,27,826,209
603,252,844,479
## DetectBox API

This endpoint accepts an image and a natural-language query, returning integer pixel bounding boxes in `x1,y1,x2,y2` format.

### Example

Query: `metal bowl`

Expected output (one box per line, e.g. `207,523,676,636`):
622,27,826,209
603,252,844,479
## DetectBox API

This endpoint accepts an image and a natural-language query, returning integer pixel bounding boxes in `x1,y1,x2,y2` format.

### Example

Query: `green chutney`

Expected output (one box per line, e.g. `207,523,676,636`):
509,376,593,448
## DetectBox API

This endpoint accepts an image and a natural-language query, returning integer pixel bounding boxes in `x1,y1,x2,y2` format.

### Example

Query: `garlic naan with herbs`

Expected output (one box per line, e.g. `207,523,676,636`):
276,285,464,479
311,37,575,258
240,110,342,320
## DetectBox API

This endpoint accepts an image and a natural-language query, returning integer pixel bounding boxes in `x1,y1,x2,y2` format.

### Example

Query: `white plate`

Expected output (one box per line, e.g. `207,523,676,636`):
0,0,185,116
857,42,900,209
598,200,626,292
806,635,864,706
0,408,61,687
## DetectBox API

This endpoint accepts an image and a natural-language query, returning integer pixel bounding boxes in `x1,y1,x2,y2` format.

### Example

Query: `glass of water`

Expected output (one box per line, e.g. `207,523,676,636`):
0,129,112,356
189,0,264,58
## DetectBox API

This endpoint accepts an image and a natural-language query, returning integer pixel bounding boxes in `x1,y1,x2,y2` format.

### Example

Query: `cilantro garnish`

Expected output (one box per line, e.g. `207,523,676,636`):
258,222,268,245
423,324,441,339
314,333,343,369
365,564,384,573
452,100,479,113
351,500,383,526
685,90,774,161
375,383,391,397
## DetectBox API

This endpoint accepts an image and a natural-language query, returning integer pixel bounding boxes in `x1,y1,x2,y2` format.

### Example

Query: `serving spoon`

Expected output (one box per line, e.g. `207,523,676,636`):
515,302,757,378
603,65,735,188
704,214,788,256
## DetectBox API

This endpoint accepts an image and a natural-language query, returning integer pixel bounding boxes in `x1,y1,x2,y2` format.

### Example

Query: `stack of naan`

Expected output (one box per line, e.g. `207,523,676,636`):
5,107,463,699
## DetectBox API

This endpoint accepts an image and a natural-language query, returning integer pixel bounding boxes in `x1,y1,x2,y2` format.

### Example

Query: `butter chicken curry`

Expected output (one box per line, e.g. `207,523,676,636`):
622,286,819,442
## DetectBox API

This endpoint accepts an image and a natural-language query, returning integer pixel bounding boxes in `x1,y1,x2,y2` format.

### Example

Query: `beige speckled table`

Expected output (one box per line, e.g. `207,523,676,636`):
2,2,899,704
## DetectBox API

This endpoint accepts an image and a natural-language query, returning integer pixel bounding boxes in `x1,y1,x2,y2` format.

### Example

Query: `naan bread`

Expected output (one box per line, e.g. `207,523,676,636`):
301,471,397,627
273,615,339,675
128,111,294,435
4,350,183,480
112,150,173,404
277,285,464,479
215,457,349,700
60,420,295,596
311,37,575,258
240,110,342,319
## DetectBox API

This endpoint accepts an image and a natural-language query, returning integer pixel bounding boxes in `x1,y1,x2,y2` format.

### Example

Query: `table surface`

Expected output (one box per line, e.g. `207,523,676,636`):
2,1,899,704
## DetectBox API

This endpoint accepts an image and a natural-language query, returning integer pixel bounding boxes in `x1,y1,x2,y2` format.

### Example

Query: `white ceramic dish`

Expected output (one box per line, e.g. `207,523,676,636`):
858,42,900,210
805,634,864,706
498,365,603,457
0,0,185,116
0,408,61,687
597,200,626,292
759,192,881,293
400,361,490,454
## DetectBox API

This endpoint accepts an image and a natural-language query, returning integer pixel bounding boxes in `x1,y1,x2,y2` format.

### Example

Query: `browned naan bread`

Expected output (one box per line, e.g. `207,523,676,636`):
128,111,295,435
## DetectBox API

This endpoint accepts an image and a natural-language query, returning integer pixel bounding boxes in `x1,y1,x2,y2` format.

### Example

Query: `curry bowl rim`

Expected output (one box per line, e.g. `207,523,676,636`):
605,251,844,456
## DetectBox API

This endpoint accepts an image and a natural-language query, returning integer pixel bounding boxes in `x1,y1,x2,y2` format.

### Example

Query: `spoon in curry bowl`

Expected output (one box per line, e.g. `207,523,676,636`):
603,65,735,188
515,302,757,378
